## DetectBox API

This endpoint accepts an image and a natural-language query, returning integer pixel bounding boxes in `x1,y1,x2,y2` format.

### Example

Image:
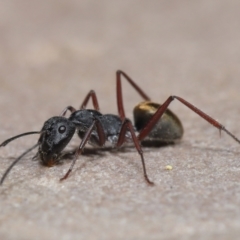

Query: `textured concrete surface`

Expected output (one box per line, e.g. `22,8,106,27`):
1,0,240,239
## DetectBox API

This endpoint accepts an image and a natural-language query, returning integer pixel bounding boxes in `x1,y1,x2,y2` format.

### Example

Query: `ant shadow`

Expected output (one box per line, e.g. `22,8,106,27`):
57,141,177,163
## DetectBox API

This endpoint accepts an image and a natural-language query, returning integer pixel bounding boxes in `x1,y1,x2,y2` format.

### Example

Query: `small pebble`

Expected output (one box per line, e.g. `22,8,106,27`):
165,165,173,170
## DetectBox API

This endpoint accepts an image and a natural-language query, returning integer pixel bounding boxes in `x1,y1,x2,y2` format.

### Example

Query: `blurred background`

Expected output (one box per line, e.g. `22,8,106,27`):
1,0,240,128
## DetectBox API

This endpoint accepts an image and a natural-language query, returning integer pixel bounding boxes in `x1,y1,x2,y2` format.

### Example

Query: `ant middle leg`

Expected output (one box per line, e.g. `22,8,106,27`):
79,71,148,117
116,118,154,185
137,95,240,144
61,71,148,119
116,70,150,120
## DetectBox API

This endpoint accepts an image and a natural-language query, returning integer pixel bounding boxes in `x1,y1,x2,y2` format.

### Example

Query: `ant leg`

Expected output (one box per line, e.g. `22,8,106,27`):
60,90,100,116
79,90,100,111
116,119,154,185
137,95,240,144
60,106,76,117
116,70,150,120
60,118,106,181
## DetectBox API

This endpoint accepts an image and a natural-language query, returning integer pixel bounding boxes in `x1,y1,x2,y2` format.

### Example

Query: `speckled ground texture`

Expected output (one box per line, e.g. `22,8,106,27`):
1,1,240,239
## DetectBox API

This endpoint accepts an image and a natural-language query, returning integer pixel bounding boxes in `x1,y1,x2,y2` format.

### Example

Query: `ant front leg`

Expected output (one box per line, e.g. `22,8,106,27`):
60,106,76,117
116,119,154,185
79,90,100,111
116,70,150,120
60,90,100,116
60,118,105,181
137,95,240,145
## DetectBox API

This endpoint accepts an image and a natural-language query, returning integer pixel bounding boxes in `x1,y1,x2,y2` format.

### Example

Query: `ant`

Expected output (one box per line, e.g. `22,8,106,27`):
0,70,240,185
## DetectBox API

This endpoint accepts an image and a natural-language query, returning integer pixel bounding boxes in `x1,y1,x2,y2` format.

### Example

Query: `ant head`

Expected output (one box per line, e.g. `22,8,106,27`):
38,116,76,166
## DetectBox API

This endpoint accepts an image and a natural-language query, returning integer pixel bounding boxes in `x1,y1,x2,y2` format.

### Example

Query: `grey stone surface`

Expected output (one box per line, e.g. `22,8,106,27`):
0,0,240,239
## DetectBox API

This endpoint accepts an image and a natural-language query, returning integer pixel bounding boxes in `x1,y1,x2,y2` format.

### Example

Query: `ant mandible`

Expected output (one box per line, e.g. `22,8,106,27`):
1,70,240,185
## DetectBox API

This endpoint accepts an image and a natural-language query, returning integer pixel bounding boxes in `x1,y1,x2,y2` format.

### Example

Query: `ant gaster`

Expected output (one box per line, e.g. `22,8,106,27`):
1,71,240,185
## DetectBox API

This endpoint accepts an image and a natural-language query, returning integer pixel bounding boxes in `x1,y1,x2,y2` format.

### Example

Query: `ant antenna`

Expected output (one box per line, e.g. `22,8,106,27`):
0,131,41,147
0,143,38,185
0,131,43,185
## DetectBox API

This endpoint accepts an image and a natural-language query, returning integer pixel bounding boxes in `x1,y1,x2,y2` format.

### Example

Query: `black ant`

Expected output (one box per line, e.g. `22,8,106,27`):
1,70,240,185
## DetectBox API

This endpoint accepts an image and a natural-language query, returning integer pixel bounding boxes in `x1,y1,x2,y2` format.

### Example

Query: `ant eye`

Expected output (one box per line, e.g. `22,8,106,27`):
58,125,66,134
